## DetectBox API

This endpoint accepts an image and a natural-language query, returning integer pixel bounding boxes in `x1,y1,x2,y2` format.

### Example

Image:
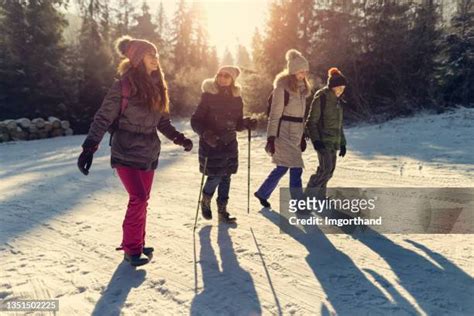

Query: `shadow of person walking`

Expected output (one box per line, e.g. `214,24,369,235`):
260,208,419,315
351,230,474,315
191,225,261,316
92,261,147,316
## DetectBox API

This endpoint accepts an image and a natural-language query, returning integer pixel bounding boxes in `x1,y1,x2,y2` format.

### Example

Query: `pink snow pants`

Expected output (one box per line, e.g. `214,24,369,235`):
116,166,154,256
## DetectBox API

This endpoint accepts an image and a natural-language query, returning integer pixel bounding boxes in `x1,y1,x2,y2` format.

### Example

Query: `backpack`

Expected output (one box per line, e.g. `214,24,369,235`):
108,78,131,146
266,89,290,116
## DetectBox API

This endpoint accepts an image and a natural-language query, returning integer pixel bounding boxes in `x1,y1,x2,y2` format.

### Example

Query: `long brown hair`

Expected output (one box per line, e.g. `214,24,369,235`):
117,58,169,113
274,69,311,93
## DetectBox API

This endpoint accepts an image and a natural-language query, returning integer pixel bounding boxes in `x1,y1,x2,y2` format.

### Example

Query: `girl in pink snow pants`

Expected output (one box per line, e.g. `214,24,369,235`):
77,36,193,266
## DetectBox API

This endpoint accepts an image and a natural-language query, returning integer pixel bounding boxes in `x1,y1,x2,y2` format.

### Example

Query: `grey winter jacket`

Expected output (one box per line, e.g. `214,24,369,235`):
267,75,310,168
82,78,181,170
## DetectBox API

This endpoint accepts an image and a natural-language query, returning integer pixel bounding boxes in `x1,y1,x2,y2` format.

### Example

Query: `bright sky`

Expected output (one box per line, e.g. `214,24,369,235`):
68,0,269,58
155,0,270,57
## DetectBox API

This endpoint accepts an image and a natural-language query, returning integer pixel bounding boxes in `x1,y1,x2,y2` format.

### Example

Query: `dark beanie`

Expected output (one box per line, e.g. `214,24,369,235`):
327,67,347,88
115,35,158,67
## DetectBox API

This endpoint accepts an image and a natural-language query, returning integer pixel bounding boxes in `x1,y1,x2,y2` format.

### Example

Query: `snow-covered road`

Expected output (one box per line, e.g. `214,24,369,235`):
1,107,473,315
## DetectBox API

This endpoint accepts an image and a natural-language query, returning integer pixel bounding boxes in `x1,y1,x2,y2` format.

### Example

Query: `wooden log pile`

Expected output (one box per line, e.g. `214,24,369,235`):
0,117,74,142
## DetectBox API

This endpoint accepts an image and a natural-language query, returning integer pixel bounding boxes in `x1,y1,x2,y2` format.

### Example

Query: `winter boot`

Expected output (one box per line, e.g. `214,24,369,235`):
217,200,236,224
124,253,149,267
143,247,154,260
201,193,212,220
254,192,271,208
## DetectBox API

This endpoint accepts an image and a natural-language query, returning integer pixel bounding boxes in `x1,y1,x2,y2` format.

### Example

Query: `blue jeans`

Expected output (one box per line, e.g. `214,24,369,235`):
256,166,303,199
203,174,231,203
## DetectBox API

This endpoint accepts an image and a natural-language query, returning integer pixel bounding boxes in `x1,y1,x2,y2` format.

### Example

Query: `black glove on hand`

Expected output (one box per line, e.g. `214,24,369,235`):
312,140,325,151
339,145,346,157
182,138,193,151
301,138,307,152
265,136,276,155
77,144,98,176
202,130,219,148
242,117,258,131
174,133,193,151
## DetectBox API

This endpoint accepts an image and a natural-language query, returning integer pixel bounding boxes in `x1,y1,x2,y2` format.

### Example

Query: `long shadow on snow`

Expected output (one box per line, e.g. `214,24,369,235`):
0,138,189,245
191,225,262,315
260,208,419,315
91,261,147,316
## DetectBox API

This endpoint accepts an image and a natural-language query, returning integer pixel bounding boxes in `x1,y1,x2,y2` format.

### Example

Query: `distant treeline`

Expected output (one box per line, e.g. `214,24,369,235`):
0,0,472,133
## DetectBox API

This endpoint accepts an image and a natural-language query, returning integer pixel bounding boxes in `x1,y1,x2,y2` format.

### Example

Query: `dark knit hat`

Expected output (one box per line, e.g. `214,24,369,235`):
327,67,347,88
115,35,158,67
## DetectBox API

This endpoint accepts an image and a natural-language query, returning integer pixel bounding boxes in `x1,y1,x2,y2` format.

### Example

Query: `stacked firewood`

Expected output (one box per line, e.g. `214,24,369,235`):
0,117,73,142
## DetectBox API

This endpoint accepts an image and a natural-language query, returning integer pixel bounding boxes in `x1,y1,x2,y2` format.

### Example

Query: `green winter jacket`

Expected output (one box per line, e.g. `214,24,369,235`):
305,87,346,151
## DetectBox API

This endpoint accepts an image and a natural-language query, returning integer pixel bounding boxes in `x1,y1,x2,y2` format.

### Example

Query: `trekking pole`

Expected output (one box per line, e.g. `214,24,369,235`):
247,128,251,214
193,156,208,232
193,156,208,293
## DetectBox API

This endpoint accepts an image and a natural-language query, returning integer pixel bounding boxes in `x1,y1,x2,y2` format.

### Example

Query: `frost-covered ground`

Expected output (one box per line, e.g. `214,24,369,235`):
1,107,473,315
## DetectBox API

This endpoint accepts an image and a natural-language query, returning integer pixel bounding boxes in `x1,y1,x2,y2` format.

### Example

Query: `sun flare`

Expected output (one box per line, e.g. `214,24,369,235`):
190,0,269,56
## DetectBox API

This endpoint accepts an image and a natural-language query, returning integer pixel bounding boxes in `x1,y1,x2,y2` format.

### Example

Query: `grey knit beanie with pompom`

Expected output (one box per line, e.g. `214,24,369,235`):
286,49,309,75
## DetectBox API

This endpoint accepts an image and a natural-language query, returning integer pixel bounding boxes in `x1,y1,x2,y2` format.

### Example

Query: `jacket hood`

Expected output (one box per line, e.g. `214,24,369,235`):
273,73,310,97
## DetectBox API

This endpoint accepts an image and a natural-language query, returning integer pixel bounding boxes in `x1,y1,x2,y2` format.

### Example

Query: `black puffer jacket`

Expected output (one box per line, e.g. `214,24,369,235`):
191,78,245,176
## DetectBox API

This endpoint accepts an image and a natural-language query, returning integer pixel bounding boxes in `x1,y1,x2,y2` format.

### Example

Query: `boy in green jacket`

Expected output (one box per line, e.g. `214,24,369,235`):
305,67,347,198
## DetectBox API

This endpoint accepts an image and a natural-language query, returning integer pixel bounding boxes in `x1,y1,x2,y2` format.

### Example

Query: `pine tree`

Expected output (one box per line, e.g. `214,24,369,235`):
171,0,192,71
297,0,316,56
130,1,158,43
262,0,299,75
251,27,265,71
0,0,29,119
100,1,111,46
189,1,209,68
73,0,115,133
155,0,171,56
24,0,68,116
406,0,443,108
350,1,414,115
156,0,168,36
236,44,252,69
208,46,219,75
0,0,68,119
114,0,135,38
222,47,234,65
439,0,473,105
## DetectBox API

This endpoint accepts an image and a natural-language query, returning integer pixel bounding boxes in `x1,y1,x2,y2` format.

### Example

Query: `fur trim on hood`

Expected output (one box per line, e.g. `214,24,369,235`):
273,72,311,97
273,71,290,89
201,78,241,97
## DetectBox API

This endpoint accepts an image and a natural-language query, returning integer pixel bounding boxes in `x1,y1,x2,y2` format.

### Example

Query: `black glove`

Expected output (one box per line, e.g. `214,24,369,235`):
182,138,193,151
301,138,307,152
339,145,346,157
242,117,258,130
202,130,219,148
312,140,325,151
265,136,275,155
77,145,98,176
174,133,193,151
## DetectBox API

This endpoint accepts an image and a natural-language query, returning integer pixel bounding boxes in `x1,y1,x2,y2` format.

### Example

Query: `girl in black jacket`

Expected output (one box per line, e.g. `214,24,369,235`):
191,66,256,223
